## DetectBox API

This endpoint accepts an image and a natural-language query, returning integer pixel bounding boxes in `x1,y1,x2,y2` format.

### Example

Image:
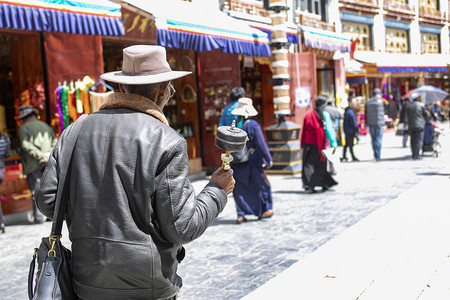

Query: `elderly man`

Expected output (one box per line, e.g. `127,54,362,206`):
406,91,430,159
365,88,385,161
36,45,235,300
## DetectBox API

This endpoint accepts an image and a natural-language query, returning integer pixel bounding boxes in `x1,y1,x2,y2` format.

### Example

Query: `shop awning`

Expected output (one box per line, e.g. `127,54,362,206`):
343,53,366,84
117,0,271,57
0,0,124,36
301,26,352,53
228,11,299,44
354,51,449,73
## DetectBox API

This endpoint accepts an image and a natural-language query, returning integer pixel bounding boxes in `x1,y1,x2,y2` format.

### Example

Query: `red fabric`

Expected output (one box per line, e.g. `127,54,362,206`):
350,38,358,59
301,110,327,161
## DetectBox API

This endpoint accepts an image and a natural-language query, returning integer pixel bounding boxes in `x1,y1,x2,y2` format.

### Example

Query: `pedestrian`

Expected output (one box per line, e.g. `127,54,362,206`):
218,87,245,127
365,88,385,161
399,97,409,147
230,97,273,224
341,97,359,162
35,45,235,300
300,96,338,193
0,131,10,233
17,105,57,224
406,91,430,160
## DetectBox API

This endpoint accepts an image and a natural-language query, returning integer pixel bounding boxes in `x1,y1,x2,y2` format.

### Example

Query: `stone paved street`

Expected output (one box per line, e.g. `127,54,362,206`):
0,123,449,299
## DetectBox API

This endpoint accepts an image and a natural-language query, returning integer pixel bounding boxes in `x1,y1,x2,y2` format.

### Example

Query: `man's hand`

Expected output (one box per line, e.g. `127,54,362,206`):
209,168,235,195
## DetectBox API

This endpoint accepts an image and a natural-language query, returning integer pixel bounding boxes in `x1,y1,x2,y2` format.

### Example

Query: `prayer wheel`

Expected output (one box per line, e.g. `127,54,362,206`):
263,0,302,175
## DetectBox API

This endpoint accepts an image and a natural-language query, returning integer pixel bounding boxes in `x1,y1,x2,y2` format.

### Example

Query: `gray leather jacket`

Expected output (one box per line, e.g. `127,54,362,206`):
365,96,385,127
36,93,227,300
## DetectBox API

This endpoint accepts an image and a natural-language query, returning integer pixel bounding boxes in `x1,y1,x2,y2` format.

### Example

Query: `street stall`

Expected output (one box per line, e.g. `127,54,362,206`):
0,0,124,216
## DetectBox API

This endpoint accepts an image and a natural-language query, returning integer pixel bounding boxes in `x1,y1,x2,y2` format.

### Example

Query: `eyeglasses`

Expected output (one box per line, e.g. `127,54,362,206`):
169,83,176,98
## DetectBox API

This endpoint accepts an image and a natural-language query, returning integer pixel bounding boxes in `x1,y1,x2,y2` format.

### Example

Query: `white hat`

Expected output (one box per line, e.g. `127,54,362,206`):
101,45,191,85
231,97,258,118
409,91,420,101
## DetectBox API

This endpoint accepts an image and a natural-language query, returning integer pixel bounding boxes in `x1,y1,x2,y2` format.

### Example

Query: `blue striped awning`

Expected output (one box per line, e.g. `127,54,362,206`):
0,0,124,36
301,26,352,53
227,12,299,44
354,51,449,73
119,0,271,57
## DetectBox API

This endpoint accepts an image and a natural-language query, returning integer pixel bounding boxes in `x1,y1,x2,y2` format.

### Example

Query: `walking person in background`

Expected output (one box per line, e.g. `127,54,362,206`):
230,97,273,224
17,105,57,224
341,97,359,162
0,131,10,233
365,88,385,161
399,96,410,147
301,96,338,193
218,87,245,127
406,92,430,160
36,45,235,299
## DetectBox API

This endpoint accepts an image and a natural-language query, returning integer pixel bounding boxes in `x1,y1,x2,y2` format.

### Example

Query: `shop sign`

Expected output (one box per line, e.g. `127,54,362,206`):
295,86,311,107
122,8,156,41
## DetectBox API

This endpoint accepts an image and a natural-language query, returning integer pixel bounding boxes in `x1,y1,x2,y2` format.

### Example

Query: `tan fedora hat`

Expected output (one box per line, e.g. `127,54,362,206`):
101,45,191,85
231,97,258,118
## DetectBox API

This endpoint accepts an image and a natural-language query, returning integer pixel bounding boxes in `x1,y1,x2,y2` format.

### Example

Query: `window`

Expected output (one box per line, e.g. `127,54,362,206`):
421,33,440,53
297,0,326,21
421,0,438,9
385,28,409,53
342,21,371,51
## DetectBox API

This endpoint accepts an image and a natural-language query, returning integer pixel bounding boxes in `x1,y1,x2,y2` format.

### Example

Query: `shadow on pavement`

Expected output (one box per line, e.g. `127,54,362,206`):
375,155,414,162
211,217,261,226
416,172,450,176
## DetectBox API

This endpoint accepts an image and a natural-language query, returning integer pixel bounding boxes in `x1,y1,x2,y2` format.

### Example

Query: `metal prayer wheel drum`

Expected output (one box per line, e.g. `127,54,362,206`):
271,25,288,43
269,0,287,7
270,12,287,26
272,49,288,61
214,123,248,152
272,60,290,79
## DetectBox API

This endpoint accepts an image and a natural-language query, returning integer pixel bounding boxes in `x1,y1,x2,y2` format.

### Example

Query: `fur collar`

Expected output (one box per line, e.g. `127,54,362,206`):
99,92,168,125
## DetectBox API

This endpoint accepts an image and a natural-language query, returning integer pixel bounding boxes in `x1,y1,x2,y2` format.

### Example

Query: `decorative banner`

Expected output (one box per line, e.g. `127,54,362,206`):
295,86,311,108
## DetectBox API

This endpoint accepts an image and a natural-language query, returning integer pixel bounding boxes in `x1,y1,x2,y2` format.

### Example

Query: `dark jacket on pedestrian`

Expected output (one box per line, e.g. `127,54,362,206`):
365,96,385,127
343,107,358,135
406,100,429,130
36,93,228,299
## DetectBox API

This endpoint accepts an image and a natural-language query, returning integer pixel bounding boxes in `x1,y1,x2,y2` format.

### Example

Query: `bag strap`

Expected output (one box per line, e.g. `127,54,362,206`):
50,114,88,237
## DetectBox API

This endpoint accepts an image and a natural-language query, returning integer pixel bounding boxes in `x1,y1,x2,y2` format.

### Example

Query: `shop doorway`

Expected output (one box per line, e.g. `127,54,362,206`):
317,68,336,103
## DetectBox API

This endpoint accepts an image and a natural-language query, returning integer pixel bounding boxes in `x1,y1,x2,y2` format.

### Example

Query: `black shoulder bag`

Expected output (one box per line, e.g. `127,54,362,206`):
231,120,254,164
28,114,88,300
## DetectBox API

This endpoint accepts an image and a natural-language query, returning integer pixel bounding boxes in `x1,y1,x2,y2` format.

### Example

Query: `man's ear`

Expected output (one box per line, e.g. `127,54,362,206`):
159,82,170,97
119,84,125,93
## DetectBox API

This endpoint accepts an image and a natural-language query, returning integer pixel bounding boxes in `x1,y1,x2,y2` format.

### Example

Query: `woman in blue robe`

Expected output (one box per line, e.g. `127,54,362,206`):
230,98,273,224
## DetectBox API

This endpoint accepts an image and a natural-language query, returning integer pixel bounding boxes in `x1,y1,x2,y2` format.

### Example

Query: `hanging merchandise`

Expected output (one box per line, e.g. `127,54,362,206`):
55,85,64,131
88,78,114,112
60,82,70,128
67,81,78,123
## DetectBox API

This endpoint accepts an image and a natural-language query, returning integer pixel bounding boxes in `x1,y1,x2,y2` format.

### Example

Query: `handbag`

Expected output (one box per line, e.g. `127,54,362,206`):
230,120,254,164
231,144,254,164
396,123,408,136
28,115,88,300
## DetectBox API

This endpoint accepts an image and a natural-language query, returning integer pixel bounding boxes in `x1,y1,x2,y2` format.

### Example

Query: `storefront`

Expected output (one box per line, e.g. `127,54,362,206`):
353,51,450,120
0,0,124,215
